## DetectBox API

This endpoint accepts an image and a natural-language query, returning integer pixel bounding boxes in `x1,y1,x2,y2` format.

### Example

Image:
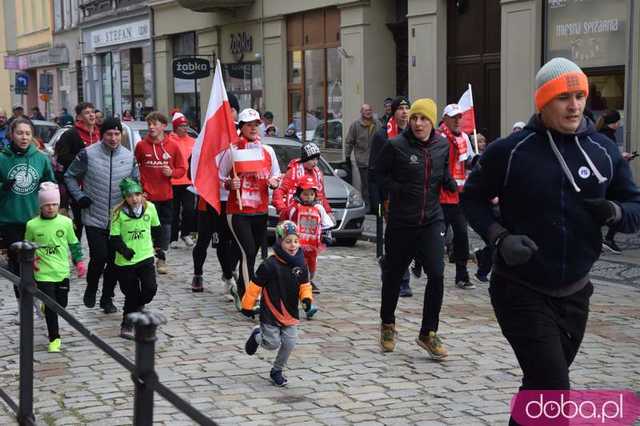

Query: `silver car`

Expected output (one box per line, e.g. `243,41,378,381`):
264,137,366,246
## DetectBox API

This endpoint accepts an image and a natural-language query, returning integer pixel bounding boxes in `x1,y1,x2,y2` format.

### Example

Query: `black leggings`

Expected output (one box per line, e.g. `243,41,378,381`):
442,203,470,280
85,226,117,303
380,221,445,335
227,214,268,297
0,223,27,299
171,185,196,241
37,279,70,341
116,258,158,325
192,201,239,278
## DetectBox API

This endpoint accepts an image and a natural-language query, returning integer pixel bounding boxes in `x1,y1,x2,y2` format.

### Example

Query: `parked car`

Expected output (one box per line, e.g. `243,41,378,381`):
263,136,366,246
312,119,342,149
31,120,60,151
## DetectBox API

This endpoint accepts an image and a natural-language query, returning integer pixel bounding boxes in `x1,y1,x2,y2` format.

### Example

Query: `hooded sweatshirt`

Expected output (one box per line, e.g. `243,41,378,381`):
54,121,100,175
169,132,195,186
462,114,640,296
0,143,55,225
134,134,186,201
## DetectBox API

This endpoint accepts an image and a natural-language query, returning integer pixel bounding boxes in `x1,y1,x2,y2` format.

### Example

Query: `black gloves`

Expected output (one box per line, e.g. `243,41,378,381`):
2,179,16,192
77,196,92,209
301,298,312,312
445,179,458,193
584,198,619,226
241,309,255,319
121,247,135,261
497,234,538,266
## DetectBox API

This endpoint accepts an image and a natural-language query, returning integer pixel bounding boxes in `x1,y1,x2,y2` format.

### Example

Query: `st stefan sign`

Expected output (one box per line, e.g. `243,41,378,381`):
89,20,150,49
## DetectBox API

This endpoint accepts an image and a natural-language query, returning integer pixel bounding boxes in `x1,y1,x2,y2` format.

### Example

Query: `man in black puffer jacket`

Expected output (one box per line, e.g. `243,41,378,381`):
462,57,640,425
376,98,456,359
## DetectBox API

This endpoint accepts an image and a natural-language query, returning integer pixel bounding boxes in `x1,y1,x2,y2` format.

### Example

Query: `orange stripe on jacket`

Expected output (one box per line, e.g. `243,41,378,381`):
241,281,262,310
299,282,312,301
534,72,589,111
262,288,299,326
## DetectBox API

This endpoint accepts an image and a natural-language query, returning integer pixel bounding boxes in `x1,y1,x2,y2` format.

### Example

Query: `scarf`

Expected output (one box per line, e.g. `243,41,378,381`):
272,243,306,269
74,121,100,146
386,117,399,139
439,123,469,162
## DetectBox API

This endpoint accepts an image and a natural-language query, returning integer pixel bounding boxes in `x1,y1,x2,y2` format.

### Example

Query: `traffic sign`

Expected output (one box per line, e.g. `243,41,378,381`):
15,73,28,94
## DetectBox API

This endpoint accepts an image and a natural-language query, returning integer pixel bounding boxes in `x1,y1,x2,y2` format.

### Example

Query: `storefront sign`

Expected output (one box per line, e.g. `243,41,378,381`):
173,57,211,79
90,20,150,49
546,0,628,67
4,56,19,70
15,48,69,70
230,32,253,61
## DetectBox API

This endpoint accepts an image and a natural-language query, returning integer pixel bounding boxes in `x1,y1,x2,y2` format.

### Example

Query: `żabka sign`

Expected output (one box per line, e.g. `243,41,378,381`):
173,58,211,80
511,390,640,425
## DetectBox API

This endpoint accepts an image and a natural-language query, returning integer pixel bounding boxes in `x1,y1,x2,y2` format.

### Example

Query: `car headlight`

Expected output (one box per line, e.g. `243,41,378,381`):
346,190,364,208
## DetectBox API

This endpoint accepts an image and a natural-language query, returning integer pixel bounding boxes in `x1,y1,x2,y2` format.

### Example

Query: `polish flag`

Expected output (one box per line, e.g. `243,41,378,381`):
190,59,238,214
457,84,476,134
233,147,265,174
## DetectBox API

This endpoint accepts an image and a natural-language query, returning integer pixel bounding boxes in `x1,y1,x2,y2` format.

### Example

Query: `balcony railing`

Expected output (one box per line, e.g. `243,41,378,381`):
175,0,254,13
79,0,146,19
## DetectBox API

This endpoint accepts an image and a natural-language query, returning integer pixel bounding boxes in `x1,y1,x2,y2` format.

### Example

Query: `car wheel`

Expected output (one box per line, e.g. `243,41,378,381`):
336,238,358,247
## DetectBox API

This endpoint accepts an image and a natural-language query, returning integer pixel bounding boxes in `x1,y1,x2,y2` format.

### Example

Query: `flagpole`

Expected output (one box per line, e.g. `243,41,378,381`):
230,145,244,211
468,84,479,154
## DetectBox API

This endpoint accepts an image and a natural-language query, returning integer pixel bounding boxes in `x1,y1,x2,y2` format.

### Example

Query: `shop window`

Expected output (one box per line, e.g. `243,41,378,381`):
287,8,342,156
223,63,263,112
172,32,199,127
101,52,114,117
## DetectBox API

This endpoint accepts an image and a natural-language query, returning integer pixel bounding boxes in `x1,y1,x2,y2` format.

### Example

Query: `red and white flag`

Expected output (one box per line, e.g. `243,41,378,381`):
233,147,265,174
190,59,238,214
457,84,476,134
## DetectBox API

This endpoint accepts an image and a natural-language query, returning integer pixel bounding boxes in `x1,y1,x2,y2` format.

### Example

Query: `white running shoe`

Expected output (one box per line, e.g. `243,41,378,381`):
182,235,195,247
222,276,236,302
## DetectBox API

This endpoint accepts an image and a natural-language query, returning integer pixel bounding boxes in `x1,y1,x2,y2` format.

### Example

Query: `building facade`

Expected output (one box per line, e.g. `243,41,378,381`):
51,0,83,114
79,0,153,119
153,0,640,174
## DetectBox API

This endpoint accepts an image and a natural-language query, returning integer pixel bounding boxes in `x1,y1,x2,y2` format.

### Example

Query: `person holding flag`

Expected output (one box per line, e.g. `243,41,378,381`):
218,108,281,303
439,104,475,289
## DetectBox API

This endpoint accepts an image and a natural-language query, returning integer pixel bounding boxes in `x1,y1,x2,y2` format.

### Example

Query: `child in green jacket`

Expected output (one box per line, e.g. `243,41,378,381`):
25,182,86,353
109,178,161,340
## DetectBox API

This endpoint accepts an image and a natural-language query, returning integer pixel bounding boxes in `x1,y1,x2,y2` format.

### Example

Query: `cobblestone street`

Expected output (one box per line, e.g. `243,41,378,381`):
1,236,639,425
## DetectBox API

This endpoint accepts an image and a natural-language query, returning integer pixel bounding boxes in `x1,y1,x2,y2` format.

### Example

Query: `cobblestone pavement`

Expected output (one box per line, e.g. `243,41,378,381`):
1,236,639,425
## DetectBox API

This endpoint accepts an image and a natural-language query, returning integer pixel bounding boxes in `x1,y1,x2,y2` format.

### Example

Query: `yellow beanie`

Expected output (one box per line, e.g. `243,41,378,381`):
409,98,437,126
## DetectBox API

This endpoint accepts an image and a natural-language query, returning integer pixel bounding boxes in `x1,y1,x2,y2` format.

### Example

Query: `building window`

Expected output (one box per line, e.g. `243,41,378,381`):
222,63,263,112
101,52,114,117
287,8,342,156
54,0,63,31
172,32,199,127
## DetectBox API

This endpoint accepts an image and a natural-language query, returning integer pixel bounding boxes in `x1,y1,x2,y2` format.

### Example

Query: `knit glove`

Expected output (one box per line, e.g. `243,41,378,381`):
497,234,538,266
121,247,135,261
75,261,87,278
301,298,312,312
241,309,255,319
2,179,16,192
583,198,620,226
77,196,92,209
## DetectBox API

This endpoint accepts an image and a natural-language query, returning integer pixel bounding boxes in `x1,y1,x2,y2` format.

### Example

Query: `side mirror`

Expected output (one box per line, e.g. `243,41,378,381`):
335,169,348,178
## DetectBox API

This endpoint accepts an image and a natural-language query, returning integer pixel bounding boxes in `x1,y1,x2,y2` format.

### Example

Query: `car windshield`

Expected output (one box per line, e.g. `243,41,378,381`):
34,125,58,145
268,144,333,175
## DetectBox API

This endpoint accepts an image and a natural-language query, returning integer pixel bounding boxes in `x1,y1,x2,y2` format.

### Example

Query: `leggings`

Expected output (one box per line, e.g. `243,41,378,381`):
37,279,70,342
171,185,196,241
116,258,158,325
227,213,268,297
0,223,26,299
442,203,470,281
192,201,239,278
380,221,445,335
85,226,117,303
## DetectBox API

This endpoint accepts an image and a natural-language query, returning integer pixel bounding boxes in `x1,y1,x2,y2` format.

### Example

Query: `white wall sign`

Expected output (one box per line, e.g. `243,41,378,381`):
90,20,150,49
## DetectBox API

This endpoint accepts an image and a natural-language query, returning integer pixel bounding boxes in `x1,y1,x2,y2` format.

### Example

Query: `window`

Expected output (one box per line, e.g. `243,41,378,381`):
63,0,72,29
287,8,342,157
54,0,63,31
222,63,263,112
172,32,199,127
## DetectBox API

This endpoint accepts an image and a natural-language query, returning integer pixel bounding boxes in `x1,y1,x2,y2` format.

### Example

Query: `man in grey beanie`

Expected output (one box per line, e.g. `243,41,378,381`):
462,57,640,424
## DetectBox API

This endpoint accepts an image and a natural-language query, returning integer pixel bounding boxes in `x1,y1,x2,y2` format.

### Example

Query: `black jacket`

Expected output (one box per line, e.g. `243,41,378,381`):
54,128,85,176
462,114,640,293
368,126,390,174
376,127,456,228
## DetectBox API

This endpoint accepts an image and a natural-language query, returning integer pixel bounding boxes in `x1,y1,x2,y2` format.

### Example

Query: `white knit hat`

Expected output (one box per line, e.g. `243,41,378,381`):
38,182,60,206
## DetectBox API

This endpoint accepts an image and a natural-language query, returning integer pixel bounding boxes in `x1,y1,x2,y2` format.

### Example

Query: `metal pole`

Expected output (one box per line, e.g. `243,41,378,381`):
130,311,166,426
13,241,37,426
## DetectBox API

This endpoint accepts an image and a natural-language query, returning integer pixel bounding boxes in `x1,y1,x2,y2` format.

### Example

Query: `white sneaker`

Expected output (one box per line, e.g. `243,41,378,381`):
222,276,236,302
181,235,195,247
170,241,180,249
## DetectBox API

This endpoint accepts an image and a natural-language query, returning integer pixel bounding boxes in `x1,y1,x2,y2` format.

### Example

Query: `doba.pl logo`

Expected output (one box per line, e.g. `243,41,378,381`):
511,390,640,425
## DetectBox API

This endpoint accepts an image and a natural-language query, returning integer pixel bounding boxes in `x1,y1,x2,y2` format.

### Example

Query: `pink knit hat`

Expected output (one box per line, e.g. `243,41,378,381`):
38,182,60,206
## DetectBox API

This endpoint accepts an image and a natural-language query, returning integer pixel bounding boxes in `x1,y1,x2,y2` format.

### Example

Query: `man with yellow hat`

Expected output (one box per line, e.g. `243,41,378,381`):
375,98,457,359
462,57,640,424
